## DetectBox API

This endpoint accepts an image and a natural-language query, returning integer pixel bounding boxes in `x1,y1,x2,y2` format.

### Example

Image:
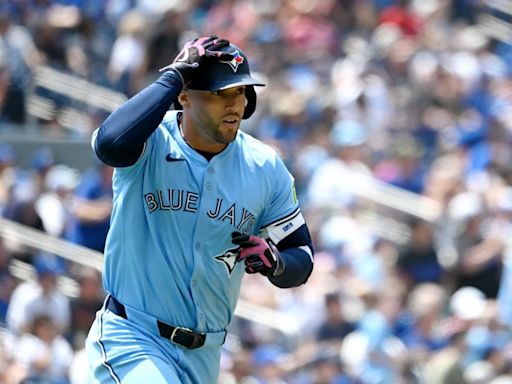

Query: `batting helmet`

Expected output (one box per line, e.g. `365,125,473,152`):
174,43,265,119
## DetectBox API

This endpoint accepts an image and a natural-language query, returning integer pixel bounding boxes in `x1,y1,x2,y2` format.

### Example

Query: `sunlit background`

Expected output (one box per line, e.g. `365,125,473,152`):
2,1,512,383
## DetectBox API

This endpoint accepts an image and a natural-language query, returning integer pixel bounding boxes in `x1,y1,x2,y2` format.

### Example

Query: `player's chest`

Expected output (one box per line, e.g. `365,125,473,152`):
142,160,266,233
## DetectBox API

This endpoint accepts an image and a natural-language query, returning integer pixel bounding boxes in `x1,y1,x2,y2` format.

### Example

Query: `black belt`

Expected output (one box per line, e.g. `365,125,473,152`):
106,295,206,350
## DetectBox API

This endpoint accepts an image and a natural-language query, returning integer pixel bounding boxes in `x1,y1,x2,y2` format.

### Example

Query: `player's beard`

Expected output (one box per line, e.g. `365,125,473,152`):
203,117,240,145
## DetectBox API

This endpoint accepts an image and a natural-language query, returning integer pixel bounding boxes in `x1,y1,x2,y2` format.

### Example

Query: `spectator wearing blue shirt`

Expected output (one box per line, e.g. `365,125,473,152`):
64,162,112,252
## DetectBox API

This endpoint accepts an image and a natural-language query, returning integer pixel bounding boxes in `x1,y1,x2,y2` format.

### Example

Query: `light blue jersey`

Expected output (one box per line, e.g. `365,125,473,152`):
87,111,306,383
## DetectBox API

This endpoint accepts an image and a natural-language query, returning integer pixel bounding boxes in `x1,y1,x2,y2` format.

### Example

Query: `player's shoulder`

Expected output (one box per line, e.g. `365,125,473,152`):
161,111,180,133
236,130,280,165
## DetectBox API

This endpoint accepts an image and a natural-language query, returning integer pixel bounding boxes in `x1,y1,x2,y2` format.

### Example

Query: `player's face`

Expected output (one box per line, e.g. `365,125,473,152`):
185,86,246,150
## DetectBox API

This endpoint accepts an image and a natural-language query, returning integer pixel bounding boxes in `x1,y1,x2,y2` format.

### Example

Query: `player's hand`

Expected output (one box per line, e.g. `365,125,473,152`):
159,35,234,86
231,232,283,277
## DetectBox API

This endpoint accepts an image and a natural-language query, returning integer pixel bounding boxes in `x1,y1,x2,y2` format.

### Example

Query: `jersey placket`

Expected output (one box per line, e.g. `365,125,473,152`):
189,161,217,332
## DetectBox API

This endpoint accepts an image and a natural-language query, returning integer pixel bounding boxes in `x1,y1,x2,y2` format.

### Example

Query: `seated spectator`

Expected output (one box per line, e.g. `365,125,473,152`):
13,314,73,383
316,292,355,343
247,344,288,384
64,162,113,252
30,147,56,195
0,9,40,124
453,208,504,299
35,164,80,238
68,267,104,349
0,239,15,325
396,217,444,287
0,144,17,212
310,351,353,384
396,283,450,360
6,254,70,335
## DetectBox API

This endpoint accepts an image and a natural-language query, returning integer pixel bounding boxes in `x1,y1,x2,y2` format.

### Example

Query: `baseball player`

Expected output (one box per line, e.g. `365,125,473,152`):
85,35,314,383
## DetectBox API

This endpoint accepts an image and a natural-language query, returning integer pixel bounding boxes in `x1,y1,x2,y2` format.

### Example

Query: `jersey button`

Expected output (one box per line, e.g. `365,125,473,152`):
192,279,197,287
205,182,212,190
195,242,200,250
207,167,215,174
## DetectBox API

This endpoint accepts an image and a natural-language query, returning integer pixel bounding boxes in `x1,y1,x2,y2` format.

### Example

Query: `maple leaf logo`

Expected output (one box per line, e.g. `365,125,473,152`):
220,50,244,73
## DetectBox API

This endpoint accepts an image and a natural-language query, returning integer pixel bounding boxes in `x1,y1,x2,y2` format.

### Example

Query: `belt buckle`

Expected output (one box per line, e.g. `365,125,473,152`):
169,327,204,349
170,326,193,342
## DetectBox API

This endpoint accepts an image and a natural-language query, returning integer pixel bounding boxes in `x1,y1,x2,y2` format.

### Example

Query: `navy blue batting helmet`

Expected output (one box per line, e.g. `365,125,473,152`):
175,43,265,119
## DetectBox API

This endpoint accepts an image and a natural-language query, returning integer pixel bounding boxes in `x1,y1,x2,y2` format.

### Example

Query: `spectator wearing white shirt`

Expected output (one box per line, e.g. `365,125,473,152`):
6,254,70,335
14,314,73,383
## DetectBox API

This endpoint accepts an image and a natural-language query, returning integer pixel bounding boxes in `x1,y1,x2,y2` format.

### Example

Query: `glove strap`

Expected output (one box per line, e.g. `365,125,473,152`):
269,241,285,277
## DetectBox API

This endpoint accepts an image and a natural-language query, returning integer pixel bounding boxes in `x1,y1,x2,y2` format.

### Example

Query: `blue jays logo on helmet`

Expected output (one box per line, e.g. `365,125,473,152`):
220,50,244,73
173,42,265,119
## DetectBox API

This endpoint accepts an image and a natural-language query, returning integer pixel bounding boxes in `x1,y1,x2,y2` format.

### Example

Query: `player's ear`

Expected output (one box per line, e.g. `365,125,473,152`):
178,90,190,107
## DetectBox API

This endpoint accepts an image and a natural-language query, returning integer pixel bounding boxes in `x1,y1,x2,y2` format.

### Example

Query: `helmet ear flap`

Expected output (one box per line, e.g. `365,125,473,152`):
174,99,183,111
243,86,256,119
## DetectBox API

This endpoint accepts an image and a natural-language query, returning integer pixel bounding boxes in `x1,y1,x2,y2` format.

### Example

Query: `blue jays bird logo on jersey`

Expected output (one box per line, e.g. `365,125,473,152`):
221,51,244,73
215,246,240,276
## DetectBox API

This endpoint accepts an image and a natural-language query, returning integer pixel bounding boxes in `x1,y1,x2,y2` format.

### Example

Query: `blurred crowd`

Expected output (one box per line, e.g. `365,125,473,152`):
2,0,512,383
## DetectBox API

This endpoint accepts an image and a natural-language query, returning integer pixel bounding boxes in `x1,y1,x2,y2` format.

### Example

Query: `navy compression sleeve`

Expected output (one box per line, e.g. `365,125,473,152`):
94,70,183,167
269,224,314,288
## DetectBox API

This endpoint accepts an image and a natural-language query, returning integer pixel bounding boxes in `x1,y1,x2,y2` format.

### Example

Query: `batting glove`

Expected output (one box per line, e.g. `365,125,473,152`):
159,35,234,86
231,232,284,277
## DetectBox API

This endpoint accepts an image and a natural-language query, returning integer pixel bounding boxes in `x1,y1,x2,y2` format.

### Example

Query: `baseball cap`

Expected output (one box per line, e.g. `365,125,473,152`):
330,119,368,147
0,144,15,164
31,147,55,171
44,164,80,192
251,345,284,367
33,253,63,276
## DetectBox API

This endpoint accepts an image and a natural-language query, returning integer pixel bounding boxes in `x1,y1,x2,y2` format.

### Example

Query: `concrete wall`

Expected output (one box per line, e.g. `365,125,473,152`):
0,128,95,172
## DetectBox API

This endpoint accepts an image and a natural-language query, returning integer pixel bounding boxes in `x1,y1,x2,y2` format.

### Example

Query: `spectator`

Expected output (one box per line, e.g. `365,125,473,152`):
0,239,15,325
309,351,355,384
107,10,148,96
452,204,504,299
0,9,40,124
0,144,17,212
68,267,104,349
13,314,73,383
29,147,56,195
316,292,355,343
247,344,288,384
421,324,468,384
307,119,371,212
396,283,449,364
2,176,45,263
2,1,512,382
355,280,409,384
396,217,444,287
0,326,26,384
6,254,70,335
64,162,113,253
35,164,80,238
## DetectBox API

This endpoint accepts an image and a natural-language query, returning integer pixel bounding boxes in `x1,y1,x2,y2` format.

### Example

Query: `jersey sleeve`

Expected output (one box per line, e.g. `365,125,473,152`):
92,71,182,167
259,156,303,243
260,155,314,287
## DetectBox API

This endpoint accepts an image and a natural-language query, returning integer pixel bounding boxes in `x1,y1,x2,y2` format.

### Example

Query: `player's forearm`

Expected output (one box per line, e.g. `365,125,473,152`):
94,70,183,167
72,198,112,222
269,246,314,288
